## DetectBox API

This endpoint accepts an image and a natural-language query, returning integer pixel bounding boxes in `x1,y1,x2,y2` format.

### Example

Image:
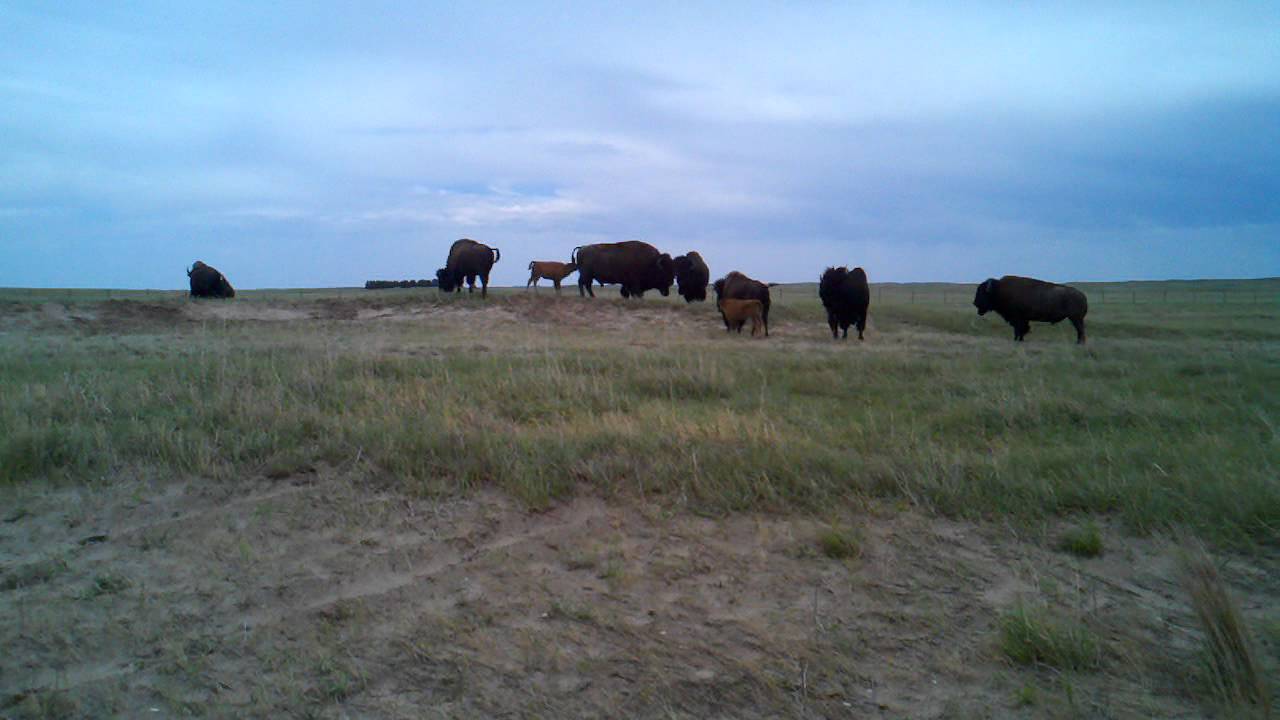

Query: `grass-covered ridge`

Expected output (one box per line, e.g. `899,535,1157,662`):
1,281,1277,548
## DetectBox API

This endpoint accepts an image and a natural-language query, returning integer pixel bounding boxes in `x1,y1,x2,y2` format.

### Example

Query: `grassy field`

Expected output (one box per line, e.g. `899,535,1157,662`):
1,279,1277,717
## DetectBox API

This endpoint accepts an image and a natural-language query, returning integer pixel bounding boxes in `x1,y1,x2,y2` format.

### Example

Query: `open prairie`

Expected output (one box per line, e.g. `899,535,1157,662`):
1,279,1278,718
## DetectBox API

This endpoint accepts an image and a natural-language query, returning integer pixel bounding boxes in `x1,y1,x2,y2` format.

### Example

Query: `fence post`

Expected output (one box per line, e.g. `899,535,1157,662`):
910,289,915,304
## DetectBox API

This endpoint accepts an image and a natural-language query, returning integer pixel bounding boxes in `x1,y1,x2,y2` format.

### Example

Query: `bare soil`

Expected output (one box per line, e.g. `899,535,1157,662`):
3,468,1274,718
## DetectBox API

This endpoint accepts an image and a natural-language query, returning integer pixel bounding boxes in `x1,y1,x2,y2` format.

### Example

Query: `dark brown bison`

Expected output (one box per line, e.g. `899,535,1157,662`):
436,239,500,297
526,261,577,292
672,251,709,303
973,275,1088,343
187,261,235,298
712,271,770,336
819,266,870,340
572,241,674,298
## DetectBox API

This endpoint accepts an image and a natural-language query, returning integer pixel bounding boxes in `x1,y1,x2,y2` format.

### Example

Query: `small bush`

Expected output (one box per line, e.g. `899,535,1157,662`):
999,605,1102,671
818,526,862,560
1057,521,1104,558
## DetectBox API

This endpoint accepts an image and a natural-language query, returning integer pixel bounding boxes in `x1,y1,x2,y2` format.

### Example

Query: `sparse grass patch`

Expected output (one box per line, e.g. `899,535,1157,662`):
547,598,596,624
817,526,862,560
0,556,68,591
83,572,131,598
1057,521,1104,558
999,604,1102,671
1179,545,1272,715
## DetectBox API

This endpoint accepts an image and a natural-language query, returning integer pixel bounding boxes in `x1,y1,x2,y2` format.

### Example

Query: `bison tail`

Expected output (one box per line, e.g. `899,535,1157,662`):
491,247,501,264
571,245,583,264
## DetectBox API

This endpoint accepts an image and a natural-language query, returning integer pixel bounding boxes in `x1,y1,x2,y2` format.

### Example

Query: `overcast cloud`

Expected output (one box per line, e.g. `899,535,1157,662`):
1,1,1277,288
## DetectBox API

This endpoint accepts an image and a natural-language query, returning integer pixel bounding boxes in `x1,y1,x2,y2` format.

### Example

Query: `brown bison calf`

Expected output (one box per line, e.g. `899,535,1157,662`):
718,298,766,337
526,261,578,292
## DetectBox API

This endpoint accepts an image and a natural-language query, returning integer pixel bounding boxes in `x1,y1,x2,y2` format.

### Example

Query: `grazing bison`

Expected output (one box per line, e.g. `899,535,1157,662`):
672,251,710,303
712,271,771,336
526,261,577,292
572,241,674,298
973,275,1088,343
717,298,765,337
819,266,870,340
187,261,235,298
436,239,500,297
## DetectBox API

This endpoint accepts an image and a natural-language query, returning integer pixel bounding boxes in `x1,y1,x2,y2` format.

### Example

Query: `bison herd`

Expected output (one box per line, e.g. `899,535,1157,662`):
186,240,1089,344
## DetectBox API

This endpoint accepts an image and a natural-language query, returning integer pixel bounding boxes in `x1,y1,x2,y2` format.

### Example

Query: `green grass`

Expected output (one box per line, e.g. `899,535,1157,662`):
999,604,1102,671
1057,522,1104,558
817,526,862,559
1,280,1277,548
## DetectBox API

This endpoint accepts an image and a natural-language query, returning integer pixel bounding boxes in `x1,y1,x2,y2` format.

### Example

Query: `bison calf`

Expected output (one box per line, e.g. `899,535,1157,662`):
718,298,766,337
526,261,577,292
974,275,1088,343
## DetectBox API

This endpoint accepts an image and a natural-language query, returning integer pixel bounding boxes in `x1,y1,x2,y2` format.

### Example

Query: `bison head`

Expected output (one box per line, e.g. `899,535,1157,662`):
973,278,998,315
655,253,675,296
436,267,458,292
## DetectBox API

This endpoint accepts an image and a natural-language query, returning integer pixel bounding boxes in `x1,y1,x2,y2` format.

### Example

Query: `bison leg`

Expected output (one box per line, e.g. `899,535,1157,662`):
1013,320,1030,341
856,315,866,341
1071,316,1086,344
480,272,490,298
827,312,839,339
527,274,537,289
553,278,561,292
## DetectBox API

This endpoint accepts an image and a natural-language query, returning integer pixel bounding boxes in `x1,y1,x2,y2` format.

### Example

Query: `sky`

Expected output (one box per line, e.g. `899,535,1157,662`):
2,2,1278,289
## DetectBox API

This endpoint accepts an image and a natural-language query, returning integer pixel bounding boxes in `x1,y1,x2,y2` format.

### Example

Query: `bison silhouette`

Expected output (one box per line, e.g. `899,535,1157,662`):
974,275,1088,343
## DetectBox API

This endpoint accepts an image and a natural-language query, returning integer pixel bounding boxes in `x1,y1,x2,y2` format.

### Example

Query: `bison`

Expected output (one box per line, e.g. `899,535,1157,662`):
436,239,500,297
717,298,765,337
819,266,870,340
572,241,674,298
526,261,577,292
712,271,770,336
672,251,710,303
187,261,235,299
973,275,1088,343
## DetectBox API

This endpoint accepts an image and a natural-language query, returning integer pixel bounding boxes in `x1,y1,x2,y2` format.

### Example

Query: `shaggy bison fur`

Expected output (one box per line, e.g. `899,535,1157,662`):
712,271,771,336
437,239,500,297
187,261,235,299
819,266,870,340
672,251,710,303
572,241,674,298
973,275,1088,343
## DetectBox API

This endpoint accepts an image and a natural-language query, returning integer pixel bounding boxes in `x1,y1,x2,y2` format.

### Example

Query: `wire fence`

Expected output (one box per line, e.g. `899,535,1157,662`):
871,288,1279,305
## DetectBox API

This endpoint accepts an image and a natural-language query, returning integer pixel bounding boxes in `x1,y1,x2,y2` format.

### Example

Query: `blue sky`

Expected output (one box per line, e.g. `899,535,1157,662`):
2,2,1278,288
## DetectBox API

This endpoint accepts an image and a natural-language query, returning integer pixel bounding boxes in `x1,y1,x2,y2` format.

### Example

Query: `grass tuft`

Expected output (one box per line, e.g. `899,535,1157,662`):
1057,521,1104,558
999,604,1102,671
817,526,862,560
1178,544,1272,715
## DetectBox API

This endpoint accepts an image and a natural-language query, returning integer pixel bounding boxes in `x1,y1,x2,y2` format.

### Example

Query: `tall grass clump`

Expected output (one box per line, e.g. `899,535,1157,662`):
1179,544,1272,715
999,604,1102,671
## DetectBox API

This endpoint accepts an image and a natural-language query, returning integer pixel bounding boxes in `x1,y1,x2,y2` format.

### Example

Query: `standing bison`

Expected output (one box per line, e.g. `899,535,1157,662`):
672,251,710,303
526,261,577,292
973,275,1088,343
572,241,674,298
712,271,771,336
436,239,500,298
819,266,870,340
187,261,235,299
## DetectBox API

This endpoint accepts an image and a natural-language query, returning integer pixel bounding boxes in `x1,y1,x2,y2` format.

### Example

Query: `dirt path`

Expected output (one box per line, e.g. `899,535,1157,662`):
3,470,1269,718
